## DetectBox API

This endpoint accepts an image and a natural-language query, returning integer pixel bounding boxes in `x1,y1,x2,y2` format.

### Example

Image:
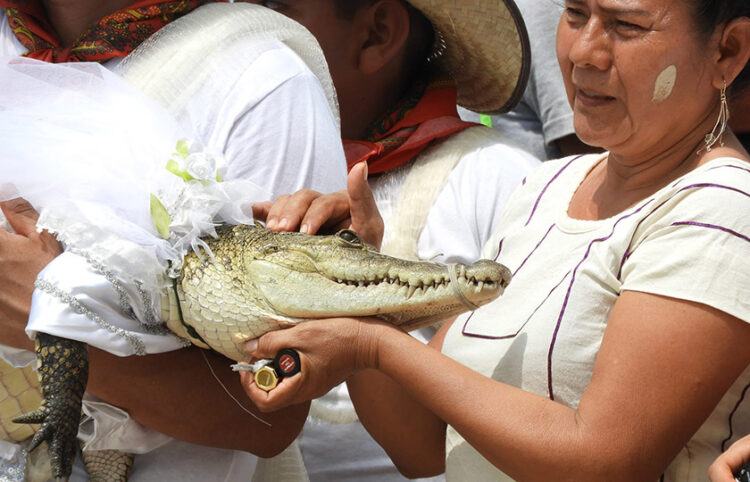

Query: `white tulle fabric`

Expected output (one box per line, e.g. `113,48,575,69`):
0,57,270,356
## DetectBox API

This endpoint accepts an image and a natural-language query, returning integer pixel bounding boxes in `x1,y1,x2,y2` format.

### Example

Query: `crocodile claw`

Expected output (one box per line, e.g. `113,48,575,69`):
13,333,88,480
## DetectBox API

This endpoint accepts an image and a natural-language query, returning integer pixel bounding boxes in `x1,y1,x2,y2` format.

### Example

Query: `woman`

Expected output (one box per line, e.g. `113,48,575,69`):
241,0,750,480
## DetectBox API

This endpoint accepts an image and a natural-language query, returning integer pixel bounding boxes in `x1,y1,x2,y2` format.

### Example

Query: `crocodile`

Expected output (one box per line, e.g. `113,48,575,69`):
11,223,511,480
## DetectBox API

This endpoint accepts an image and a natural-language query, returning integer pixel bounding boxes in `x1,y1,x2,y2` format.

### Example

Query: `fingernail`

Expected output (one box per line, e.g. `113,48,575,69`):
300,223,309,234
266,218,277,229
245,339,258,353
278,218,290,231
361,161,368,180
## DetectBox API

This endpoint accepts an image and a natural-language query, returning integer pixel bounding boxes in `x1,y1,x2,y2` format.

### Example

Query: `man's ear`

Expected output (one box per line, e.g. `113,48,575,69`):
355,0,411,75
714,17,750,90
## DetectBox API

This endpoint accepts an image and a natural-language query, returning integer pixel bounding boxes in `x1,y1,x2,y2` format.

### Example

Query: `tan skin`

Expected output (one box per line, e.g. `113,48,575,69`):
242,0,750,480
0,2,308,457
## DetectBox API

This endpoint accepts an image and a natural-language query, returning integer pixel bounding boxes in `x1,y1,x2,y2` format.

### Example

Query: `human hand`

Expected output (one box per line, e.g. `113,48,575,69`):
253,162,384,248
709,434,750,481
239,317,389,412
0,199,62,350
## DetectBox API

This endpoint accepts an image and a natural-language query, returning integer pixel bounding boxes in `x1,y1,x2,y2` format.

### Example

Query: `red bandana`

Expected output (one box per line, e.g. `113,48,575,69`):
343,75,478,175
0,0,225,63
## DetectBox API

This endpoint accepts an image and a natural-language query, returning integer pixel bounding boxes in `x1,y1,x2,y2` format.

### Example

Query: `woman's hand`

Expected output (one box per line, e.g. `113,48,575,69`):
709,434,750,481
0,199,62,350
253,162,385,249
239,316,390,411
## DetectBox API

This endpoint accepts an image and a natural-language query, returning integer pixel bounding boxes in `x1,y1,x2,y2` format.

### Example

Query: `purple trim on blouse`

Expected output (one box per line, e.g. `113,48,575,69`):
460,223,558,338
672,222,750,243
547,202,651,401
491,238,504,262
617,183,750,279
721,381,750,451
514,224,556,277
524,156,581,227
707,163,750,175
461,271,571,340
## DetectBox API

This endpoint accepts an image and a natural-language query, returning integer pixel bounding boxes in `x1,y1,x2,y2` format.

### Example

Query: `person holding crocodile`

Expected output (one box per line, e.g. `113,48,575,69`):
0,1,347,480
0,1,541,481
243,0,750,480
244,1,539,480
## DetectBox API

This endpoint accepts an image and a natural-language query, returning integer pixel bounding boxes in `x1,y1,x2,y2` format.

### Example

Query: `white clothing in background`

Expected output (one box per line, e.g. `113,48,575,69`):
442,154,750,481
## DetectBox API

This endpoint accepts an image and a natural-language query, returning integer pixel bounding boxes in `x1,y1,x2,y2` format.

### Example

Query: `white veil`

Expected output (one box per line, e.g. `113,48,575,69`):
0,57,267,294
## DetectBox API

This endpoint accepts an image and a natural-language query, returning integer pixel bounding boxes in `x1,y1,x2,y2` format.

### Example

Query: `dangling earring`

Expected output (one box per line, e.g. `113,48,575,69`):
702,78,730,152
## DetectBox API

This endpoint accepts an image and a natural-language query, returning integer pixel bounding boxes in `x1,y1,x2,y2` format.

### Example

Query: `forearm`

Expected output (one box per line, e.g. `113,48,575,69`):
347,368,446,478
87,346,309,457
369,328,660,481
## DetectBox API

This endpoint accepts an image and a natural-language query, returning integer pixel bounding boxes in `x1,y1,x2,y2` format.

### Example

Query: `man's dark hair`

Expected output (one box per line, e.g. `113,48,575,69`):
331,0,436,89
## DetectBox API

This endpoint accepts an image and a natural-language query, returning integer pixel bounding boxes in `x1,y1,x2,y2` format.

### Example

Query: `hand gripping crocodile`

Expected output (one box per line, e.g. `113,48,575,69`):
0,5,511,479
14,223,510,480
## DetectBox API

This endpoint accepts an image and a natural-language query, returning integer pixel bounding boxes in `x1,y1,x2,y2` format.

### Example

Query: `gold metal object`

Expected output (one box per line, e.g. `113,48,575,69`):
254,365,279,391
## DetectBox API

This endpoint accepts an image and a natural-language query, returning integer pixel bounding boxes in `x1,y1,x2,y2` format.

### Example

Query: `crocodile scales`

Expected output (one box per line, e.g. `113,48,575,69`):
11,224,511,480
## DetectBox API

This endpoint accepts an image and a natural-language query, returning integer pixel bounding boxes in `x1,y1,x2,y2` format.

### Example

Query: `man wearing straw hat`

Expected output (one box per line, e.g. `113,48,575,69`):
250,1,539,480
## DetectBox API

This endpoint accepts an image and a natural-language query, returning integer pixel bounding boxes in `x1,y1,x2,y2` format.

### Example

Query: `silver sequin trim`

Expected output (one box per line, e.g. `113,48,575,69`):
0,444,26,482
68,248,172,337
34,279,148,356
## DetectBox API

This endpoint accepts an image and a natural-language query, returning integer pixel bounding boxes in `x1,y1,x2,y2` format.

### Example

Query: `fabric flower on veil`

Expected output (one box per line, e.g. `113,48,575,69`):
150,139,257,277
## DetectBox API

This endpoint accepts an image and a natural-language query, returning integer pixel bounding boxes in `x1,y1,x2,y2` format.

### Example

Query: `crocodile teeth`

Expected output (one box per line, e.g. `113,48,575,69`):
477,281,485,291
406,285,418,299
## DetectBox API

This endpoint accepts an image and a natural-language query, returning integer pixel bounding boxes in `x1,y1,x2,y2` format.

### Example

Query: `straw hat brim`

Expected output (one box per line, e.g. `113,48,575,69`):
408,0,530,114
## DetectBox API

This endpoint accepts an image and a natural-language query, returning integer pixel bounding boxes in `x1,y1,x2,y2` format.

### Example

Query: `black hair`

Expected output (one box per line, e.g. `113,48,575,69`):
331,0,374,20
688,0,750,95
331,0,437,87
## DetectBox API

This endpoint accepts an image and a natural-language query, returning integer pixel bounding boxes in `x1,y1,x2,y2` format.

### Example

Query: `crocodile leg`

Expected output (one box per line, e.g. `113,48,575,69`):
13,333,88,480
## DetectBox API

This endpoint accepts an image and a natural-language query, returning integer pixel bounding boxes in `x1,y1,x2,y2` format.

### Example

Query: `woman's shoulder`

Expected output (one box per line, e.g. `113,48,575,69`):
634,157,750,235
682,156,750,184
664,157,750,207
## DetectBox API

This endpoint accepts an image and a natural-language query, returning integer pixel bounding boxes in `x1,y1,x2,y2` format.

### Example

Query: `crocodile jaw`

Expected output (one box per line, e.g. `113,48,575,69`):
247,258,509,329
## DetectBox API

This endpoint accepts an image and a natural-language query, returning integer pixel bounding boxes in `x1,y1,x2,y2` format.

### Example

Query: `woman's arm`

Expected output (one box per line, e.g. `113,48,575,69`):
345,321,452,478
243,290,750,480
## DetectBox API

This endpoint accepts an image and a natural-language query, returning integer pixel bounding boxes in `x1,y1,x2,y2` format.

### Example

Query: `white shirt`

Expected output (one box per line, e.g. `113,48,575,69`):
442,154,750,481
0,6,346,482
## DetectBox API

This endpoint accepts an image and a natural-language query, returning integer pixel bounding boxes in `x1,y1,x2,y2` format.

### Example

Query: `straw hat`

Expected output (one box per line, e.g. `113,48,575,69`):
408,0,530,114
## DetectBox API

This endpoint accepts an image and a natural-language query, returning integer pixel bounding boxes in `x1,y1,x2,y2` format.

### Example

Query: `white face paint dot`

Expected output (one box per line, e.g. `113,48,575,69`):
653,65,677,102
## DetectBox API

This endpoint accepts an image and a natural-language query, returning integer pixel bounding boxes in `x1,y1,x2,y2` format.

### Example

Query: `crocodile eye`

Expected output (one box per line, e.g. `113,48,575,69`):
337,229,363,245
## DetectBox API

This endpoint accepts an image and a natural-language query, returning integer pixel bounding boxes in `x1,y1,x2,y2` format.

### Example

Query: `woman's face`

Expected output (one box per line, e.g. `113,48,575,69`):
557,0,719,155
